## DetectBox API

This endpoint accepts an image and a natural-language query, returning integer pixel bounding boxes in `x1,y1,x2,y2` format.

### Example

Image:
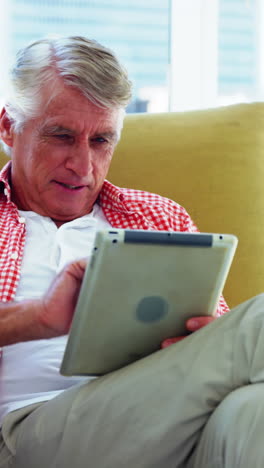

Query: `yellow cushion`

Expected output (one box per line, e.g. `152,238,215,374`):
0,148,8,168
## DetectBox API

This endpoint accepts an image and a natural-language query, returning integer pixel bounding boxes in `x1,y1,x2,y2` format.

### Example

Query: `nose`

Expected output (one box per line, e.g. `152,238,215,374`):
64,142,93,178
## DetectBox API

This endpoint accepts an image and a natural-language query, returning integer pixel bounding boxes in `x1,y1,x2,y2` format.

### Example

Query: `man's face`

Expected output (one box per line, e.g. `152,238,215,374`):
2,85,123,225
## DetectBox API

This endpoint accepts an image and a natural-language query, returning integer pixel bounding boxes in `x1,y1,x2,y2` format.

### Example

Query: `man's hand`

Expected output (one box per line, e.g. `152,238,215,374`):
0,259,87,346
38,259,87,337
161,316,217,349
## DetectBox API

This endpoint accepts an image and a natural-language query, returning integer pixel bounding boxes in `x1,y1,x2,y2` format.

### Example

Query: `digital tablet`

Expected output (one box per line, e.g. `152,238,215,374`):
60,230,237,376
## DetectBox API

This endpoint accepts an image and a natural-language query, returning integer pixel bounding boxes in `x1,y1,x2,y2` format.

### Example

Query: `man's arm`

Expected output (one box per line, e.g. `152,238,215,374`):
0,259,86,346
0,299,45,346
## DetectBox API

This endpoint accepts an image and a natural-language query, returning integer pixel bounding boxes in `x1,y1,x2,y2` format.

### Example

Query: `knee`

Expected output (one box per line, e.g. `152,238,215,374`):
190,384,264,468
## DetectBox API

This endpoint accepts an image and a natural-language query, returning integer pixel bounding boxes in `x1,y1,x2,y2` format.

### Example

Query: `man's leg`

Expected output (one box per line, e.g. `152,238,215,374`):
188,384,264,468
2,294,264,468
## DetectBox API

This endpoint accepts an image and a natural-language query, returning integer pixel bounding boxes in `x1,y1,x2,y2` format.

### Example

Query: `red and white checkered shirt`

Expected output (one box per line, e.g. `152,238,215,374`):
0,161,228,314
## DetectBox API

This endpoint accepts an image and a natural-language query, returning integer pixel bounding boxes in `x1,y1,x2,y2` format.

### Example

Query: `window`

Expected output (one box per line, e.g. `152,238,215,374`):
218,0,259,105
0,0,262,113
0,0,170,113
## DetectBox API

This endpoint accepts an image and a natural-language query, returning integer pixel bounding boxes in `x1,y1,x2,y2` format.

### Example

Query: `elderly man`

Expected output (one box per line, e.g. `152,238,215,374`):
1,36,264,468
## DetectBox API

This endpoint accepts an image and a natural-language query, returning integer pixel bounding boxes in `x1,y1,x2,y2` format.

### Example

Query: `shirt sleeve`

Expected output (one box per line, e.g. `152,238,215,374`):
216,295,229,315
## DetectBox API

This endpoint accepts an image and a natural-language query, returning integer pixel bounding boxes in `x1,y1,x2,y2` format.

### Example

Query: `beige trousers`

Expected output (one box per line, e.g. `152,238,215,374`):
2,294,264,468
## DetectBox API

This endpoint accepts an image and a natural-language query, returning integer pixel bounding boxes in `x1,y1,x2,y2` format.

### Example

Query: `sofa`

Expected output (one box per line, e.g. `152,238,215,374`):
1,102,264,309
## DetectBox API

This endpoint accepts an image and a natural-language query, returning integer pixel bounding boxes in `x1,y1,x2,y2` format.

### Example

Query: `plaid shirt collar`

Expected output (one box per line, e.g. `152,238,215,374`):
0,161,12,203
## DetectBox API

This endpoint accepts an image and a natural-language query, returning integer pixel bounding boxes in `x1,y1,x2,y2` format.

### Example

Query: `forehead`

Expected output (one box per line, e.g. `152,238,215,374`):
38,85,123,132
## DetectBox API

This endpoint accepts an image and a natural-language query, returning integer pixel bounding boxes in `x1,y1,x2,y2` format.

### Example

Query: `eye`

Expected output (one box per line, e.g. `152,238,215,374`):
54,134,72,141
91,136,107,144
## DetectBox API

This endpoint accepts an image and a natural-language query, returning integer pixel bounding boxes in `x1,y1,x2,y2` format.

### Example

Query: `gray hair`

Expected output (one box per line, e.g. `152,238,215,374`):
5,35,132,133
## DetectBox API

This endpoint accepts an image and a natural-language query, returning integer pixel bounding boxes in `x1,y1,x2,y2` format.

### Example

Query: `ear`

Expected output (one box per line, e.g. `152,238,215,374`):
0,108,14,147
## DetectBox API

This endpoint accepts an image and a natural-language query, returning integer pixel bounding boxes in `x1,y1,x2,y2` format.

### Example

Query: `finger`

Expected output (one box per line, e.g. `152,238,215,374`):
61,259,88,283
161,336,187,349
186,316,216,331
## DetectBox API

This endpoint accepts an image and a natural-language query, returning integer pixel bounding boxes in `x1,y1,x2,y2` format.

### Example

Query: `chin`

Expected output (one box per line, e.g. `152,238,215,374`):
50,207,85,225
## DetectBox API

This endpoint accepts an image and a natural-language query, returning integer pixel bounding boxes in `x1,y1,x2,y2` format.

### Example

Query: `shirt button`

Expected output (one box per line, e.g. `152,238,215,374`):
18,217,26,224
10,252,18,261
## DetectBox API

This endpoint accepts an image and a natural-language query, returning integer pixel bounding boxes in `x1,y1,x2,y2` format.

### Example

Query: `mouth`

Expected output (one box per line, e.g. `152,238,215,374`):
54,181,86,191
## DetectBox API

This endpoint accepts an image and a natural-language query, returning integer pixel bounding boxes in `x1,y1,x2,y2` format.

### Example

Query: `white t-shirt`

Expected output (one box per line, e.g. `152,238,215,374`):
0,204,111,425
